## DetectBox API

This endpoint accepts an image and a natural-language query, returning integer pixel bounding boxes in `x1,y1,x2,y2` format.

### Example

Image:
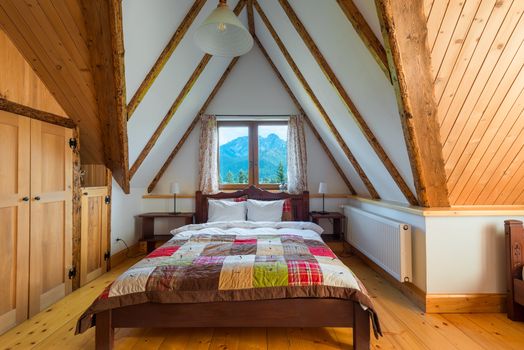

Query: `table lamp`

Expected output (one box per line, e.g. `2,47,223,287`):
170,182,180,214
318,182,328,214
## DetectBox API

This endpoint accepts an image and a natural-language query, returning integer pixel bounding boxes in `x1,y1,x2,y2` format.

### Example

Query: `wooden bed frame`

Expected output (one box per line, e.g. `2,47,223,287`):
506,220,524,321
94,186,371,349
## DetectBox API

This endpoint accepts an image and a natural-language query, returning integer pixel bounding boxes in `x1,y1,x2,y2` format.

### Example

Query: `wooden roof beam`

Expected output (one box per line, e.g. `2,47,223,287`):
248,0,255,34
277,0,418,205
130,0,247,179
147,56,240,193
254,36,356,195
254,1,378,199
126,0,207,119
375,0,449,207
0,97,76,129
336,0,391,81
81,0,130,193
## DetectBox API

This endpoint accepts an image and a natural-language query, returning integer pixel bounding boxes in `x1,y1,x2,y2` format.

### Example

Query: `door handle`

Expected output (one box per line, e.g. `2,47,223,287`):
34,196,41,201
22,196,29,202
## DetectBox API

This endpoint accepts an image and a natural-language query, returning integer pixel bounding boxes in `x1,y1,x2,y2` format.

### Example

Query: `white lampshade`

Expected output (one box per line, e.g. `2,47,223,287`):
170,182,180,194
194,1,253,57
318,182,328,194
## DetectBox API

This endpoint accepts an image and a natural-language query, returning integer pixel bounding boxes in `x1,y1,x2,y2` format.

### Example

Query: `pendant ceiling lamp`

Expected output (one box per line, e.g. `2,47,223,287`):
194,0,253,57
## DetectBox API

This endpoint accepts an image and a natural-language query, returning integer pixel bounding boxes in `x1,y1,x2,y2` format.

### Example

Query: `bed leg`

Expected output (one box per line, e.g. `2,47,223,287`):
96,310,114,350
508,300,524,322
353,306,370,350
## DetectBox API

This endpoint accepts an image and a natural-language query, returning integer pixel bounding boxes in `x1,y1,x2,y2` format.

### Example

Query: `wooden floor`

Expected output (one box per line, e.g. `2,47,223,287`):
1,247,524,349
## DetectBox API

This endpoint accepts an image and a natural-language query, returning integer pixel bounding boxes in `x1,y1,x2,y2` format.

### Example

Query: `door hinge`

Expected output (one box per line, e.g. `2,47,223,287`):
69,138,78,150
104,195,111,205
104,251,110,261
68,266,77,279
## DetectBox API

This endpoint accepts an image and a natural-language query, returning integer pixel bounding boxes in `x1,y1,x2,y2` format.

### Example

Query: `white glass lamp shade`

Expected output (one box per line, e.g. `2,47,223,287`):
194,3,253,57
170,182,180,194
318,182,328,194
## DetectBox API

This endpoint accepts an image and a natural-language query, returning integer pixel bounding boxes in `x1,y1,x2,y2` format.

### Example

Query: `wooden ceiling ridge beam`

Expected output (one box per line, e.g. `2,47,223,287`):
278,0,417,205
254,36,356,195
126,0,207,119
0,97,76,129
147,56,241,193
336,0,391,81
81,0,130,193
130,0,247,179
375,0,449,207
254,1,378,199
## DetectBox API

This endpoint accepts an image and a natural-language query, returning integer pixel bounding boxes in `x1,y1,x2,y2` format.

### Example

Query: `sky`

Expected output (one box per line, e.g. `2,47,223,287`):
218,125,288,145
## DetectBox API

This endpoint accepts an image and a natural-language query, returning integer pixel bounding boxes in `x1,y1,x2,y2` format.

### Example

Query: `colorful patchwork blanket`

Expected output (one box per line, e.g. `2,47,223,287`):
76,221,381,336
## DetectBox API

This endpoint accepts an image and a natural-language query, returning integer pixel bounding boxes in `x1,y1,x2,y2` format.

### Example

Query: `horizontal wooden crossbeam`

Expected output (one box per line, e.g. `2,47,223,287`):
0,97,76,128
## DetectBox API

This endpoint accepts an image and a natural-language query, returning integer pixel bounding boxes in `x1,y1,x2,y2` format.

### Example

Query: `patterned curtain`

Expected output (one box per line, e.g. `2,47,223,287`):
198,114,219,194
287,114,308,193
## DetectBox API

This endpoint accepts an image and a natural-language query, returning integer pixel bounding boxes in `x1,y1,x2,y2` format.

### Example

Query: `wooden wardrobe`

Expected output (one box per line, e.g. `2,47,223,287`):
0,111,73,333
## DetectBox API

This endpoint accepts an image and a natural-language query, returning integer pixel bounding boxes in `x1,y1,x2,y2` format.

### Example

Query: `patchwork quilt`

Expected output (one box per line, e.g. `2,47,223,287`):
76,221,381,336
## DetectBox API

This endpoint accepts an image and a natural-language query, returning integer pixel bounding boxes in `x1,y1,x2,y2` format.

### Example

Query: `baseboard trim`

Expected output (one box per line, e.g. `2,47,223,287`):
426,293,507,313
110,243,144,268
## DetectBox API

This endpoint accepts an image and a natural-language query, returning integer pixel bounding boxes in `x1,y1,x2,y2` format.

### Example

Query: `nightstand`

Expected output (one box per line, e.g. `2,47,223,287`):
310,211,346,241
137,212,194,253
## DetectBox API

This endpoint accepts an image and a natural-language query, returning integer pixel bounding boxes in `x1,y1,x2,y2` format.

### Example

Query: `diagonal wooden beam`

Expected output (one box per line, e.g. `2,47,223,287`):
254,37,356,195
277,0,418,205
247,0,255,34
375,0,449,207
81,0,130,193
130,0,247,179
336,0,391,81
147,57,240,193
126,0,207,119
254,2,378,199
0,97,76,129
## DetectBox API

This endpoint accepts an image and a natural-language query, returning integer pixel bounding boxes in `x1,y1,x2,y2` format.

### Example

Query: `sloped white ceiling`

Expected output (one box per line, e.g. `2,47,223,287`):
122,0,416,203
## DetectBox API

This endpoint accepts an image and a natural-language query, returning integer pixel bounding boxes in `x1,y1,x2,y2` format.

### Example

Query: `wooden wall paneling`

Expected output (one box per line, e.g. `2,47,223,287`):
72,127,82,291
127,0,207,118
335,0,391,81
130,0,247,179
424,0,435,20
277,0,417,204
0,112,30,334
28,120,73,317
81,164,110,187
80,187,109,286
254,2,378,199
425,0,450,48
0,98,75,129
254,36,356,194
147,57,241,193
375,0,450,207
80,0,130,193
0,3,104,164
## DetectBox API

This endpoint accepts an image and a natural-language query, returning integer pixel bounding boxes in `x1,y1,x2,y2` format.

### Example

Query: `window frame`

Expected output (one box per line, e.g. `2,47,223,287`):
217,120,288,190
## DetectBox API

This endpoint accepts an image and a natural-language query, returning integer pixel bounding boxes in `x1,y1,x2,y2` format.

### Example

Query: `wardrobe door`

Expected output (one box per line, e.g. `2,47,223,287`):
80,187,109,286
29,119,73,316
0,111,30,333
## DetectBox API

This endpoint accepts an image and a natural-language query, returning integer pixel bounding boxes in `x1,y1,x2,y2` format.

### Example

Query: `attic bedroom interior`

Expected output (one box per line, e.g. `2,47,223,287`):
1,0,524,349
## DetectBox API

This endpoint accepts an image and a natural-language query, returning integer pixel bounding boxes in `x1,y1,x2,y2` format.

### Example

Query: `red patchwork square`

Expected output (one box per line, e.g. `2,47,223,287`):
98,283,112,300
308,246,337,258
287,260,323,286
147,246,180,258
233,238,257,245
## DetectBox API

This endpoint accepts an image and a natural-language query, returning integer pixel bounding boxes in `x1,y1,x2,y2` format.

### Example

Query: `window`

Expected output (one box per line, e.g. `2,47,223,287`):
218,121,288,189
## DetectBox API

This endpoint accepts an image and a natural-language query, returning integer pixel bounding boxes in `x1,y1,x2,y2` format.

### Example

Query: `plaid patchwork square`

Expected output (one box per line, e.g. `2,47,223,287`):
304,239,326,247
308,246,337,258
147,246,180,258
219,255,256,290
177,264,223,291
287,260,323,286
316,256,360,289
193,255,226,266
253,256,288,288
145,265,185,292
109,266,155,297
201,242,233,256
211,234,236,242
282,198,292,213
256,237,284,256
231,243,257,255
283,242,311,256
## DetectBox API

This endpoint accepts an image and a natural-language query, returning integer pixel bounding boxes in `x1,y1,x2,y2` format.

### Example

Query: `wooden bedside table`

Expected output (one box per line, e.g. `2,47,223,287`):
310,211,346,241
137,212,194,253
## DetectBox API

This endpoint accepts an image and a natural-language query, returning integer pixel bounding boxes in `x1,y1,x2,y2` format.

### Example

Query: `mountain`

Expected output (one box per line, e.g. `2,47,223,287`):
219,133,287,184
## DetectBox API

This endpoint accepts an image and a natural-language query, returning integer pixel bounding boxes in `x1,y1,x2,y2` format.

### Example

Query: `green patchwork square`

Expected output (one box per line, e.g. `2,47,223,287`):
253,257,288,288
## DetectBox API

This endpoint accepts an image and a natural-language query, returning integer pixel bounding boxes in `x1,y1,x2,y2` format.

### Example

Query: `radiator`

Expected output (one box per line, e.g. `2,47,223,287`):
344,206,412,283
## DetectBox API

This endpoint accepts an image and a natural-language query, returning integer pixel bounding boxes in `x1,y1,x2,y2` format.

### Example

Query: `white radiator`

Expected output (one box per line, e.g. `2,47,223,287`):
344,206,412,283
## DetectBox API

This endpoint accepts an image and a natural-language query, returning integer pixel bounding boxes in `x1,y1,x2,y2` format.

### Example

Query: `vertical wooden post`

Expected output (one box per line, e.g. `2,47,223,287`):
71,127,82,290
106,168,113,271
353,306,370,350
95,310,114,350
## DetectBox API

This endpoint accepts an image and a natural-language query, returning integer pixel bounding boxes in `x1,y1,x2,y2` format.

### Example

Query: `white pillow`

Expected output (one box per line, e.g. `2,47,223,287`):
208,199,246,222
246,199,284,222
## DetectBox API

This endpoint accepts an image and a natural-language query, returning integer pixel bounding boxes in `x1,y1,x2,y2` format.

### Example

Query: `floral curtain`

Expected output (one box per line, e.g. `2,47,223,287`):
198,114,219,194
287,114,308,193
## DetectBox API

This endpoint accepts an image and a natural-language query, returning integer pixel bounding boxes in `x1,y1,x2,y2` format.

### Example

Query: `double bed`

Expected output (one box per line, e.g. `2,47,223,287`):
77,186,381,349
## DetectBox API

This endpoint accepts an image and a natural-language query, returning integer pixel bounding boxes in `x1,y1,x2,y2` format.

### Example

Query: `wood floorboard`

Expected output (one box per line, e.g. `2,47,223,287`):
1,253,522,350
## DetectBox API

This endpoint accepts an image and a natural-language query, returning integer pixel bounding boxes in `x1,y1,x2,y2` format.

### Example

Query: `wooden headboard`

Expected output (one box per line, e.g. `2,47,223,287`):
505,220,524,320
195,186,309,223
